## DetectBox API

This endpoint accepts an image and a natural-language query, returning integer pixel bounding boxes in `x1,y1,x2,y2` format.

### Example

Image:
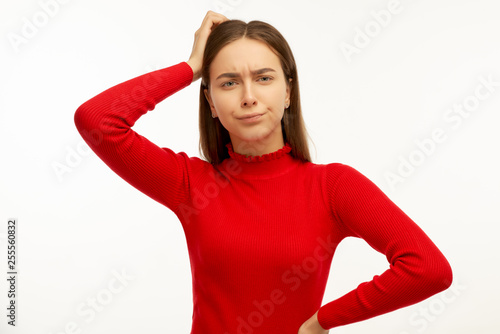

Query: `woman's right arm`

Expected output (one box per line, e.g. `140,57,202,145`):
74,62,195,212
74,11,228,214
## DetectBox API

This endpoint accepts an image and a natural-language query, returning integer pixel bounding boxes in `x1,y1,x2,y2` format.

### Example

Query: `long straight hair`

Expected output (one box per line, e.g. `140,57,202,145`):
199,19,312,165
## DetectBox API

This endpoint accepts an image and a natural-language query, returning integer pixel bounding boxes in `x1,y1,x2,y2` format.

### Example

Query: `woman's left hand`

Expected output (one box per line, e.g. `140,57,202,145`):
298,310,330,334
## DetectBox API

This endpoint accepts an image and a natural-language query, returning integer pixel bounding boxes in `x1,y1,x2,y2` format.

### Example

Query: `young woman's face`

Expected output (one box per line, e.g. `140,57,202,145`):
204,38,291,154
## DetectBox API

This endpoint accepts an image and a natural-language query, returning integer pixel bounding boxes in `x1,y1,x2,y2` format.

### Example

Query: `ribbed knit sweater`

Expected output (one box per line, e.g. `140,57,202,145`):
74,61,453,333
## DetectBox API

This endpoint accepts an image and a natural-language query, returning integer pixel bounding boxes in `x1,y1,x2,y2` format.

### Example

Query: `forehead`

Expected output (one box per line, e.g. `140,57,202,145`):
210,38,282,76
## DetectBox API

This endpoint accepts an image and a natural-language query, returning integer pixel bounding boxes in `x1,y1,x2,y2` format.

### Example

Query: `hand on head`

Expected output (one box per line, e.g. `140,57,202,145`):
187,11,229,82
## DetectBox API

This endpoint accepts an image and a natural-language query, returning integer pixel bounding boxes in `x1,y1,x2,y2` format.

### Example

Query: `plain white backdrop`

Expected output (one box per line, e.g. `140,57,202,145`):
1,0,499,333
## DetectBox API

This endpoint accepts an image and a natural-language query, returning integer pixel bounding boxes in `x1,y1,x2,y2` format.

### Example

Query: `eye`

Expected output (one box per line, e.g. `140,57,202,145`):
258,76,273,83
222,81,237,88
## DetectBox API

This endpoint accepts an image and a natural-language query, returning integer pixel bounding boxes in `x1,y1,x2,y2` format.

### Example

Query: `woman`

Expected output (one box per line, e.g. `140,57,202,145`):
74,11,452,334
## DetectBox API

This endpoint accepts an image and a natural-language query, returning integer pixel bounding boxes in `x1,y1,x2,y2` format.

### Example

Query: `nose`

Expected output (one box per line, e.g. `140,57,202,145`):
241,85,257,108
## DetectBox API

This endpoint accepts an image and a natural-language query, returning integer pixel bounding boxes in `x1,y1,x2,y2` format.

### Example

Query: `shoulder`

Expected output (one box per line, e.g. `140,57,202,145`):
322,162,362,184
298,161,363,187
322,162,383,196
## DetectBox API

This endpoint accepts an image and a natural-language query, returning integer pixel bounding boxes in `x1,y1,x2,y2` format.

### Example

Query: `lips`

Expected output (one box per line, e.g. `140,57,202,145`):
238,113,264,120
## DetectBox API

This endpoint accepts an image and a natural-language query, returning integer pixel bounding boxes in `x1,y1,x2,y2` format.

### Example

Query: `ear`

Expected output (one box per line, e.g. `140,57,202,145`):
204,88,216,114
285,78,292,103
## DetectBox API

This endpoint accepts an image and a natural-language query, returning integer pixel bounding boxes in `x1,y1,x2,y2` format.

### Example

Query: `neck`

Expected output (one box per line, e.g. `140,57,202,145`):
222,140,299,179
229,136,285,158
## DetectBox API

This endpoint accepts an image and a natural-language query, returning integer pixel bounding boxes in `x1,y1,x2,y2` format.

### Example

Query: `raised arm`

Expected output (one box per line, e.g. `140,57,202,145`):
316,163,453,330
74,62,195,213
74,11,228,217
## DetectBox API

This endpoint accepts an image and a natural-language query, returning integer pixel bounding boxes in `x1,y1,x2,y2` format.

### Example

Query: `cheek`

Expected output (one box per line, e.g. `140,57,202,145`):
212,93,236,114
264,87,287,110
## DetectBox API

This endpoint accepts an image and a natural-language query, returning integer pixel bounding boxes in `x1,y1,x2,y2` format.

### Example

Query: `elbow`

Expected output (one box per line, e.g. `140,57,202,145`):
74,102,91,132
74,103,86,132
73,102,103,147
421,252,453,295
438,257,453,291
398,247,453,298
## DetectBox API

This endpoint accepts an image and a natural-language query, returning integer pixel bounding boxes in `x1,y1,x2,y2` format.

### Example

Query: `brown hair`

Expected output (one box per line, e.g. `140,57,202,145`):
198,19,313,165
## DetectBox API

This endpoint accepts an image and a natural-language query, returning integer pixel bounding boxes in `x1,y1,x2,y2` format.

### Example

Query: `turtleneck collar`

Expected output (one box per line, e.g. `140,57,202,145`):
226,142,292,162
220,142,300,179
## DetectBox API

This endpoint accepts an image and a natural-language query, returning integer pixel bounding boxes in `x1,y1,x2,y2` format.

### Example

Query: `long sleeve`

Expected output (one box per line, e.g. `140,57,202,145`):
318,164,453,330
74,62,197,215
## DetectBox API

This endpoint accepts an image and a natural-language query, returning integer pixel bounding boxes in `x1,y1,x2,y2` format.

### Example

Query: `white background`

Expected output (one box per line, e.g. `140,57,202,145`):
1,0,499,333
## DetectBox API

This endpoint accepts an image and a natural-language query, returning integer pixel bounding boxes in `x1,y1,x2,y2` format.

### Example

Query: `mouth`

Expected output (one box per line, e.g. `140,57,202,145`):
237,113,264,120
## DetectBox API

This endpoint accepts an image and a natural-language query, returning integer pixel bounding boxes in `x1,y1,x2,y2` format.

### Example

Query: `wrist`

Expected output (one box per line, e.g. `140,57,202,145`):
186,59,201,82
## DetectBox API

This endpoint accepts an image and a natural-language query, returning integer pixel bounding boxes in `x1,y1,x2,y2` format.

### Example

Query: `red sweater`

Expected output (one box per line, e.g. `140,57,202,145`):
74,61,452,333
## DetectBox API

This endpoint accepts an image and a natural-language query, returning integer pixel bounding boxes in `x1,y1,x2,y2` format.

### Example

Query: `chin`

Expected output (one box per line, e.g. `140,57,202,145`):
236,127,280,147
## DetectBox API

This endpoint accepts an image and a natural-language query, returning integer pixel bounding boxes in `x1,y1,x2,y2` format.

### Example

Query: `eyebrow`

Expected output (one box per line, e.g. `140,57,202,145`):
215,68,276,80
